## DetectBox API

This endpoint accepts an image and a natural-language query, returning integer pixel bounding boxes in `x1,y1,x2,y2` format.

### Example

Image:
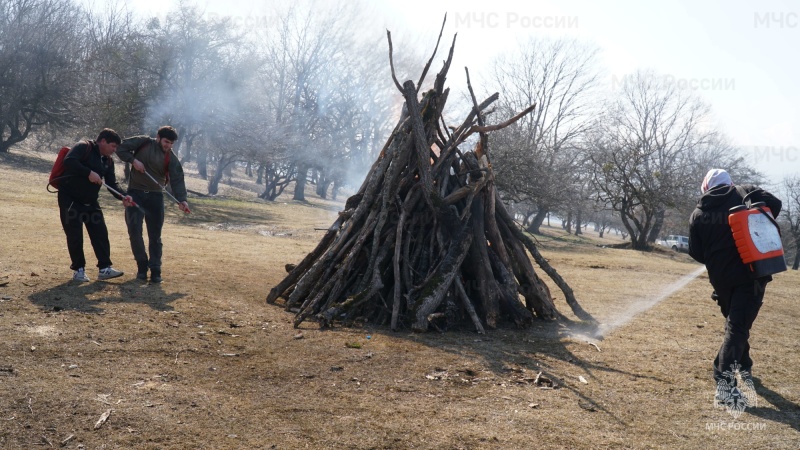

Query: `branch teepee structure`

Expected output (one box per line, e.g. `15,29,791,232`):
267,19,592,332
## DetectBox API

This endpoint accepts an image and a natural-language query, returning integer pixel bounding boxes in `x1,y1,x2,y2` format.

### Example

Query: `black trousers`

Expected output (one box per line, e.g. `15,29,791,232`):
58,194,112,270
125,189,164,274
712,279,767,381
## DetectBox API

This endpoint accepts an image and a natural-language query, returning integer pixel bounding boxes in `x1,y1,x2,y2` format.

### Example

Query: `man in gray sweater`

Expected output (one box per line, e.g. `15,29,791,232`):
116,126,190,283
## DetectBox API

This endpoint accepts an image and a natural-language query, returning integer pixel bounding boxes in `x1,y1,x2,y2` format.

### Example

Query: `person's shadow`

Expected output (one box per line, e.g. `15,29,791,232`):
29,279,185,313
746,376,800,432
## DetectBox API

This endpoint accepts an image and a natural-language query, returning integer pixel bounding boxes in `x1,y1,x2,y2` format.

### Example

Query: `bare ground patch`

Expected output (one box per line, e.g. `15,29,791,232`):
1,150,798,449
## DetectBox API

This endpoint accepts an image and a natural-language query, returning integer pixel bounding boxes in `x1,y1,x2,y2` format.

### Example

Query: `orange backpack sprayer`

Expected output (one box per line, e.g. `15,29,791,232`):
728,199,787,278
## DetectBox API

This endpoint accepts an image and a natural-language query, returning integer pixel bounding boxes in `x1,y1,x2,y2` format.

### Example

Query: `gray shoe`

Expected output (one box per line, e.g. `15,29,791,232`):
98,266,124,280
73,268,89,282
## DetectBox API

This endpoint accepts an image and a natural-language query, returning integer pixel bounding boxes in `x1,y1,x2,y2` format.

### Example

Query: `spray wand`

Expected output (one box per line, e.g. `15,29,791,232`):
102,182,145,213
141,170,191,214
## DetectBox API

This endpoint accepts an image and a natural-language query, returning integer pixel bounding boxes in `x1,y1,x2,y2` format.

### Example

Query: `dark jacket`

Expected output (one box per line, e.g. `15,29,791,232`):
115,136,188,202
58,141,124,206
688,184,782,288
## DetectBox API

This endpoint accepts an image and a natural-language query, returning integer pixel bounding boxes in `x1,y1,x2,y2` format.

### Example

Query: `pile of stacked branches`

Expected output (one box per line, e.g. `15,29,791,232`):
267,20,592,332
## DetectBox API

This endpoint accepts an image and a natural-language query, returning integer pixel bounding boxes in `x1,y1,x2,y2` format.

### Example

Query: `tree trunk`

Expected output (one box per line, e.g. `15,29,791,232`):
208,173,221,195
179,136,194,165
647,208,665,243
294,163,309,201
525,209,548,234
208,164,224,195
209,158,234,195
256,163,264,185
197,147,208,180
316,173,333,199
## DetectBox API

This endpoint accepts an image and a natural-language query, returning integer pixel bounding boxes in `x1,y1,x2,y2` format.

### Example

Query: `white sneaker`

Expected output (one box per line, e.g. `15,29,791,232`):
98,266,124,280
73,268,89,282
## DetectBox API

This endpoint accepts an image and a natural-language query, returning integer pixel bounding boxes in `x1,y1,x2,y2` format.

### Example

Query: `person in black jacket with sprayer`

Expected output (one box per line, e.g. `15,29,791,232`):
689,168,782,405
57,128,134,282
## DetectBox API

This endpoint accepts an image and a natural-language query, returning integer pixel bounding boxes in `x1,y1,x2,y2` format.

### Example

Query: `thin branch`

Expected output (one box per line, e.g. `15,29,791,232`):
465,66,489,158
386,30,404,93
469,102,537,134
433,33,458,94
416,13,447,93
464,67,484,127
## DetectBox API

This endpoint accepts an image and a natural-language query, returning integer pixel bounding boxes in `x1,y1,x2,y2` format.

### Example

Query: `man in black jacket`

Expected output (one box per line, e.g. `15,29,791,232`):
58,129,133,282
688,169,782,393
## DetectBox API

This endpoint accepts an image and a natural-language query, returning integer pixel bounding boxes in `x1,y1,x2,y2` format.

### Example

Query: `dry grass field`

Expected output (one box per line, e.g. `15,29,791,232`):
1,149,798,449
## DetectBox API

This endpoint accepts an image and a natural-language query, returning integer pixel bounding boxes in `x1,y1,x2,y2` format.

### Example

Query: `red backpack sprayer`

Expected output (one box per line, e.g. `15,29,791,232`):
728,198,786,278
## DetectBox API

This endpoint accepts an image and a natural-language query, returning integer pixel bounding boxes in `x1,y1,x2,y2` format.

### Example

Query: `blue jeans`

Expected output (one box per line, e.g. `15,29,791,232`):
125,189,164,275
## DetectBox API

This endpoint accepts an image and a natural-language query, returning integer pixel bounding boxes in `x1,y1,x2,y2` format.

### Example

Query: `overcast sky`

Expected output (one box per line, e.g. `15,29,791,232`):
104,0,798,182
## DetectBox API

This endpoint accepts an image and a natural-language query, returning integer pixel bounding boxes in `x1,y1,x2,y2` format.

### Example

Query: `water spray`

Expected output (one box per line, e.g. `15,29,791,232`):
571,265,707,342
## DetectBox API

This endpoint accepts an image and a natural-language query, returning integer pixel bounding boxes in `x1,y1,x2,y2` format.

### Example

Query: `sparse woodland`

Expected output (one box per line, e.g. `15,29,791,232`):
1,0,796,261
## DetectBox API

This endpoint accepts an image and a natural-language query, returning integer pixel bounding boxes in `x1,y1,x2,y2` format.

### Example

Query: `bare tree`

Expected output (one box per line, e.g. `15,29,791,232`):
255,2,362,201
589,70,720,250
310,37,403,200
779,175,800,270
488,38,601,234
0,0,84,152
79,3,148,138
587,206,618,239
653,134,763,239
133,3,246,182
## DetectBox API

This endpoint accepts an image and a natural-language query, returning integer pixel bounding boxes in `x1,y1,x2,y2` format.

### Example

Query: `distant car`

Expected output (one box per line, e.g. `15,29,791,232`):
660,235,689,252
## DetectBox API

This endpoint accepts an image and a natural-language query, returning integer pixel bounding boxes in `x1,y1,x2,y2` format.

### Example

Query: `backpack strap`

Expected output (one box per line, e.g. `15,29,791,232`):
164,149,171,185
735,185,755,208
81,140,92,161
132,139,151,157
736,185,782,237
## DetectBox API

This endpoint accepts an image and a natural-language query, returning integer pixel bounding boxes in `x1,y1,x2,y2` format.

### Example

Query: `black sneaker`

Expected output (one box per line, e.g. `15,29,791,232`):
150,273,162,284
136,262,148,281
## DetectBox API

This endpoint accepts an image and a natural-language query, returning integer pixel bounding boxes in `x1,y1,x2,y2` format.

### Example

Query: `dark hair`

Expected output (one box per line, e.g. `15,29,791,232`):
96,128,121,145
157,125,178,141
